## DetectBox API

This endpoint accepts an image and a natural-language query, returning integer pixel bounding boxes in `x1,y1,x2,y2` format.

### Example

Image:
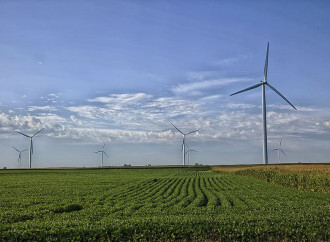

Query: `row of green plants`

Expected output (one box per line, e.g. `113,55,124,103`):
2,213,328,241
0,167,329,240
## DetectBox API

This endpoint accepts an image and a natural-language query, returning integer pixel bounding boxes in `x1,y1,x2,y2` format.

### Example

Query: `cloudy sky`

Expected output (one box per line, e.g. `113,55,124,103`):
1,1,329,168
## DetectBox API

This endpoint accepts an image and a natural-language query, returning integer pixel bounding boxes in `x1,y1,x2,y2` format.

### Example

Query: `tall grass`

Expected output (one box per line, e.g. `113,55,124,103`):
231,164,330,192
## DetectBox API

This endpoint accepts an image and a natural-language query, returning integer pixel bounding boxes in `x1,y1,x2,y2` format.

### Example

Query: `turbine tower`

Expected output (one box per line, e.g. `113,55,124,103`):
95,144,109,167
16,128,45,169
185,147,197,165
273,139,286,163
172,124,198,166
12,146,28,168
230,42,296,165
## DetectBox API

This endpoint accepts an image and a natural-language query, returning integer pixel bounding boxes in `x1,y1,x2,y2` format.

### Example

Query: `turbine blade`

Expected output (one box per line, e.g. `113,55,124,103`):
273,149,278,151
22,149,28,152
94,151,102,153
104,152,109,158
266,83,297,110
230,83,263,96
171,123,184,135
264,42,269,82
280,139,282,146
186,130,198,135
280,149,286,156
32,128,45,137
12,146,20,152
190,150,197,152
102,144,105,150
16,131,31,138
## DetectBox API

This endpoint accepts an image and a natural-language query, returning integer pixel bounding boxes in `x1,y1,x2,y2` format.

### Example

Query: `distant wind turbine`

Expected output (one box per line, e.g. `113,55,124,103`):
273,139,286,163
16,128,45,169
12,146,28,168
185,147,197,165
95,144,109,167
230,42,296,165
172,123,198,166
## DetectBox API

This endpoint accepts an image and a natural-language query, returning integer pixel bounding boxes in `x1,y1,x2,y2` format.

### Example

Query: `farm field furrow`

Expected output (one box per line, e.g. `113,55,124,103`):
0,167,329,241
155,178,187,209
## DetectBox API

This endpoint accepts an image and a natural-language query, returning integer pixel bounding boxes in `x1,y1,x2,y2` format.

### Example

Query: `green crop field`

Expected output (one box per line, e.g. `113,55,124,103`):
0,167,329,241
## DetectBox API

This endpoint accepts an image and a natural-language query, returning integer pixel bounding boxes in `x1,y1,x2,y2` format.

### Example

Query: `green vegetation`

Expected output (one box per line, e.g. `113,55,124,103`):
0,167,329,240
234,167,329,193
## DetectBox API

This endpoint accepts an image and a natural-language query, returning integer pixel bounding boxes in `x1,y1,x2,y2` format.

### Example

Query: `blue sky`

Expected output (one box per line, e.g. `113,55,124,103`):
0,1,330,168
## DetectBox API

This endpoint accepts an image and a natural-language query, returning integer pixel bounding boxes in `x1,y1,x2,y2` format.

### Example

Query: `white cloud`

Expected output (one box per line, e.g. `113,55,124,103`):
222,103,256,109
66,106,111,120
1,88,330,149
199,95,223,101
70,115,83,126
268,104,319,112
28,106,57,112
171,78,251,95
88,93,152,104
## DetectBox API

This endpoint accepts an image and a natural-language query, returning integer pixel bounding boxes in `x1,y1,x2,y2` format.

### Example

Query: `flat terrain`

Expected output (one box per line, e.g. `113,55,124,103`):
212,163,330,172
212,163,330,193
0,166,329,240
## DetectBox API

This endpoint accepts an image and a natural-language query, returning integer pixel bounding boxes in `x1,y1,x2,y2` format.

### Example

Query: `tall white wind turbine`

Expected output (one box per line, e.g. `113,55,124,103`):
185,147,197,165
12,146,28,168
273,139,286,163
95,144,109,167
16,128,45,169
230,42,296,165
172,124,198,166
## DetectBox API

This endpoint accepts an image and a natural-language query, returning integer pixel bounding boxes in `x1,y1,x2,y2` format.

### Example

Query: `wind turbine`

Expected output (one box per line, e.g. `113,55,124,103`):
172,124,198,166
12,146,28,168
185,147,197,165
273,139,286,163
230,42,296,165
94,144,109,167
16,128,45,168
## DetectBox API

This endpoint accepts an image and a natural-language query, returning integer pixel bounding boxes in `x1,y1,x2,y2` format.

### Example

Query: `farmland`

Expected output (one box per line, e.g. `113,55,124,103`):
0,166,329,241
212,163,330,192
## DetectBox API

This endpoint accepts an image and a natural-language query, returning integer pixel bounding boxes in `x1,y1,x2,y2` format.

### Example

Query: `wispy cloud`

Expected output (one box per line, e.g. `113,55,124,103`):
221,103,256,109
1,89,330,147
267,104,319,112
28,105,57,112
212,55,247,66
171,78,251,96
88,93,152,104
